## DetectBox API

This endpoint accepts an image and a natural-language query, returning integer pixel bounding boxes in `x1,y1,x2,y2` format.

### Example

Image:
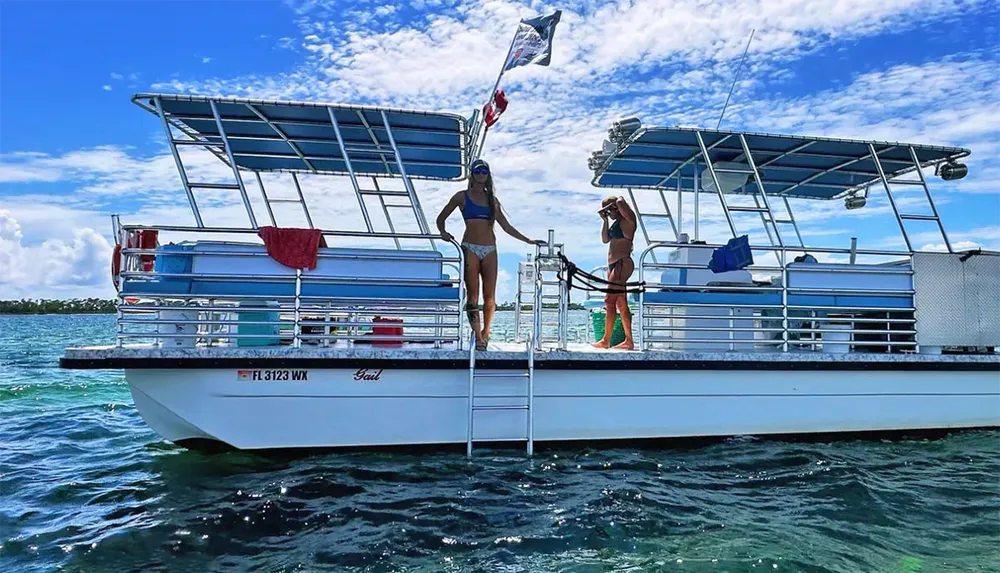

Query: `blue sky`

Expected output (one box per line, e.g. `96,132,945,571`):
1,0,998,301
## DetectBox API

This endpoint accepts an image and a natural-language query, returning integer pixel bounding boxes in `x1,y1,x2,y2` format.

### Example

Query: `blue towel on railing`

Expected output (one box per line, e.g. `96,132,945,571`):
708,235,754,273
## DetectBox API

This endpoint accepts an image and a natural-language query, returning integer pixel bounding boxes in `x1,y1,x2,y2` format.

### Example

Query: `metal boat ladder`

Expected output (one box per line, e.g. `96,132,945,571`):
625,184,679,265
153,95,431,247
696,132,803,249
626,131,806,254
328,107,435,250
154,96,263,229
514,256,534,343
466,333,535,456
532,233,569,351
869,144,952,253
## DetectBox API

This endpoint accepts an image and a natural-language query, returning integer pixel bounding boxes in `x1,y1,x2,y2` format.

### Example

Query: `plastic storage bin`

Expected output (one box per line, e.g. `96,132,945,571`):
237,301,281,347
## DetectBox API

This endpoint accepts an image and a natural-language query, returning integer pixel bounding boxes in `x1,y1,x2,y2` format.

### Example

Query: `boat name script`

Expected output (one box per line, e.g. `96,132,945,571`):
354,368,383,381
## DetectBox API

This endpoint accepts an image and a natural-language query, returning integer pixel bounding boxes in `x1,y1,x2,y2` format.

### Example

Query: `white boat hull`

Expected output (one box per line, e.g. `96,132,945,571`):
126,366,1000,450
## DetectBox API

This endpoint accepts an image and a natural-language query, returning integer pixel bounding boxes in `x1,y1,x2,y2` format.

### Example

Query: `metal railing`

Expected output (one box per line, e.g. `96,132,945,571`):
113,225,465,349
637,241,917,353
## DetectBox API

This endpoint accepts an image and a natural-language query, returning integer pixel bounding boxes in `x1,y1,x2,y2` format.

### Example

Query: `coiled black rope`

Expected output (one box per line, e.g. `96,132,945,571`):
557,253,646,294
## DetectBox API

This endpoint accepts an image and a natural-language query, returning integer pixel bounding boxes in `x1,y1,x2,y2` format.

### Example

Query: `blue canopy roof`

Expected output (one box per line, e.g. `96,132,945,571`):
133,94,469,181
590,126,971,200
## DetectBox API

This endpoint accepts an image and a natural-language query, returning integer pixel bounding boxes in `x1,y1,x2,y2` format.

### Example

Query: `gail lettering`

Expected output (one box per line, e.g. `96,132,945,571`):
354,368,383,381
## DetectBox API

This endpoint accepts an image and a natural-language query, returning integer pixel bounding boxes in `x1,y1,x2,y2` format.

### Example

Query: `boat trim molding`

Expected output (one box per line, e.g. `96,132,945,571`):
59,356,1000,371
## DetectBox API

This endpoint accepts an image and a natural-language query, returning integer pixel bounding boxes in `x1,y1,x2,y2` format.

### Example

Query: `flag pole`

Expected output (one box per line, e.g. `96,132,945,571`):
473,26,521,159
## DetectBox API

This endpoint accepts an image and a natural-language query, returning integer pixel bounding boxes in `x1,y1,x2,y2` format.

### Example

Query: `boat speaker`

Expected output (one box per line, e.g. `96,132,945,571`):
588,151,609,171
939,161,967,181
608,117,641,144
845,195,867,210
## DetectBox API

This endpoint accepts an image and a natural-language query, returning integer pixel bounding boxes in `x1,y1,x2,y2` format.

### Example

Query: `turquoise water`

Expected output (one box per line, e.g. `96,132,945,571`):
1,314,998,572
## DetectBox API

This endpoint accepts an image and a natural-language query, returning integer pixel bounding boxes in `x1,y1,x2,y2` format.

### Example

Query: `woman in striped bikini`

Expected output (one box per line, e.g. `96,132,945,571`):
437,159,544,350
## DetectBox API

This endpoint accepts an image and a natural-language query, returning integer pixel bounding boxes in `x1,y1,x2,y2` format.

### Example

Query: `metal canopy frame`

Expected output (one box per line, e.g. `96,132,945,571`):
134,93,470,248
590,124,966,254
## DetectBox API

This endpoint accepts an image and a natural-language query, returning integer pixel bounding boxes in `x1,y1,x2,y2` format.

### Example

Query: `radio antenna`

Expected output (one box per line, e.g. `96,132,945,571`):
716,28,755,130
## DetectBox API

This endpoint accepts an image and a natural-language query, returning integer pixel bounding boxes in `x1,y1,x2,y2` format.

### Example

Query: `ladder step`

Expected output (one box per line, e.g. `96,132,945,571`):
344,147,393,155
713,167,755,175
188,182,241,190
172,139,225,147
472,405,529,411
900,214,938,221
774,219,794,224
269,198,304,203
728,206,768,213
641,213,674,219
360,189,410,197
889,180,925,186
474,372,531,378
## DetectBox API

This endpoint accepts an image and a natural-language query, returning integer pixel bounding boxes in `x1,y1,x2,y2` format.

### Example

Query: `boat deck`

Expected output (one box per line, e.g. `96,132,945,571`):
60,342,1000,370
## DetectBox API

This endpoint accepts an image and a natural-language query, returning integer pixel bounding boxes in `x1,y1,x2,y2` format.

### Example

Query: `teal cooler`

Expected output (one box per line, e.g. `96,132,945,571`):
237,301,281,347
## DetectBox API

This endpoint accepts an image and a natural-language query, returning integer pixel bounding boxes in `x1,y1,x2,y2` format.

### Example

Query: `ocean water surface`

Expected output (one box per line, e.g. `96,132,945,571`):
1,314,998,572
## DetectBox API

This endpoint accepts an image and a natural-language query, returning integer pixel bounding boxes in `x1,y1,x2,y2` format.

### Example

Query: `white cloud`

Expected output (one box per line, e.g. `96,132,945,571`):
0,210,114,299
202,57,212,64
110,72,123,80
920,240,982,253
102,85,112,91
4,0,998,300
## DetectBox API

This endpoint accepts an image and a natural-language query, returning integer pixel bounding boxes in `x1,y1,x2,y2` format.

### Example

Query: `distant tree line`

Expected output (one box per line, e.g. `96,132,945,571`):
0,299,584,315
0,299,117,315
496,302,585,311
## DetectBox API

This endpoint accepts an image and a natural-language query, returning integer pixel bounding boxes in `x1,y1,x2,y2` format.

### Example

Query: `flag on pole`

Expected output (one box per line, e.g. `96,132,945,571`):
503,10,562,72
482,89,509,128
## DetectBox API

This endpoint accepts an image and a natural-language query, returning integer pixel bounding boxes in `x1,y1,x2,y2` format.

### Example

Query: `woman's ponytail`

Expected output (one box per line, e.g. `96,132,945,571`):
485,175,496,223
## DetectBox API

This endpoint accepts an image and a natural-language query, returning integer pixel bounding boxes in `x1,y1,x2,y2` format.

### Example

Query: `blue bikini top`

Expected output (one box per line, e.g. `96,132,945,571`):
609,220,626,240
463,192,491,221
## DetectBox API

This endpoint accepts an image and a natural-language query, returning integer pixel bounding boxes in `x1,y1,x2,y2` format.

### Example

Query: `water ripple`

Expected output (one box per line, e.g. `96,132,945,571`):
2,315,998,573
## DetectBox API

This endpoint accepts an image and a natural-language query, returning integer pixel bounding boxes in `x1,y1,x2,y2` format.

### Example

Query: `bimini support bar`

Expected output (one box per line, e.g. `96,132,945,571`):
153,96,204,228
380,110,432,237
695,130,739,239
255,172,277,227
738,133,784,248
209,100,257,229
328,107,375,233
245,104,318,174
907,145,952,253
869,143,912,252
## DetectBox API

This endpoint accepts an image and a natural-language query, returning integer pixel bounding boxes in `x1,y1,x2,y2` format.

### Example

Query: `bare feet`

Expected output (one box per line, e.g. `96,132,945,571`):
613,340,635,350
475,339,488,351
592,340,611,349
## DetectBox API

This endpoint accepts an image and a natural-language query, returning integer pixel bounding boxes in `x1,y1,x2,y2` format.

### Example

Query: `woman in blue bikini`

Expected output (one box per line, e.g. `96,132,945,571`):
437,158,543,350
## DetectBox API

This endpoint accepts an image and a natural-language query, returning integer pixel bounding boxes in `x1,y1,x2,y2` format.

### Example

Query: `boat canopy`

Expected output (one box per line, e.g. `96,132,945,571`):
132,93,469,181
590,125,971,200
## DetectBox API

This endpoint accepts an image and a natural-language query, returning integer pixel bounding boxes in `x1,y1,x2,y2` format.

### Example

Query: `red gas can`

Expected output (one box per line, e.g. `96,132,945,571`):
372,317,404,346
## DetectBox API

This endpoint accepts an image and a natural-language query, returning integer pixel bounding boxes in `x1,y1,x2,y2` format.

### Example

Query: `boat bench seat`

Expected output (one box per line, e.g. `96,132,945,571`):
642,290,913,309
122,279,459,301
122,240,461,302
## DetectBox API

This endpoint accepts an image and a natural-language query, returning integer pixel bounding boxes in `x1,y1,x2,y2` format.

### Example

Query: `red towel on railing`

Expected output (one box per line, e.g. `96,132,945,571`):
257,226,325,270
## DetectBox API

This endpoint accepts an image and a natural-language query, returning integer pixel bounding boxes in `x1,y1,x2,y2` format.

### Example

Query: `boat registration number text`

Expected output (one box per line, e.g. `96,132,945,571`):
237,370,308,381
